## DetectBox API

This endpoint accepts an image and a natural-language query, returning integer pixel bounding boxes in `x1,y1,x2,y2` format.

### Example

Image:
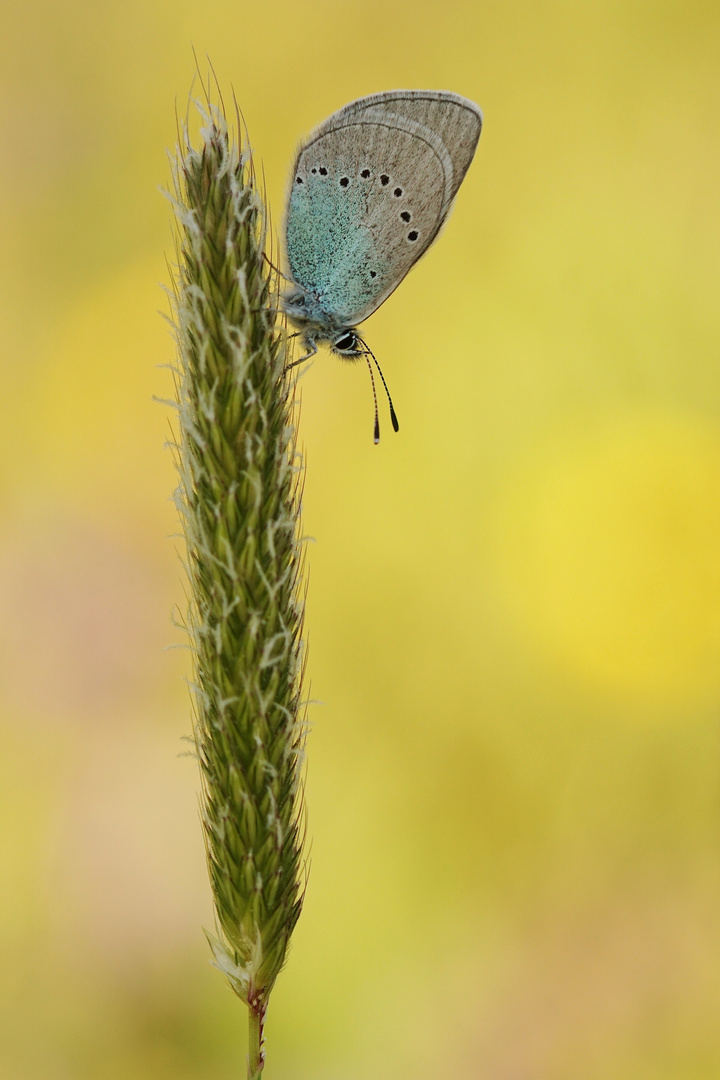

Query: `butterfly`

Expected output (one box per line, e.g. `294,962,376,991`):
282,90,482,441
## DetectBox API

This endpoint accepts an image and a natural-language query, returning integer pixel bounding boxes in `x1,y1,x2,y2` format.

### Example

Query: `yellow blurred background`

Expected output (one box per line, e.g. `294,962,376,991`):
1,1,719,1076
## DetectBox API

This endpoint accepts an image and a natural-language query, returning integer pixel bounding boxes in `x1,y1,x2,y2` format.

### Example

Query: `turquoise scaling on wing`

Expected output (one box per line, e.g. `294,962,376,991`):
287,168,389,329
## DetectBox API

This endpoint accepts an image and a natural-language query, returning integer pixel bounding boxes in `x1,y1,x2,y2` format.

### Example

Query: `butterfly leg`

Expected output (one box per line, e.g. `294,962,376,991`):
285,336,318,371
262,253,293,284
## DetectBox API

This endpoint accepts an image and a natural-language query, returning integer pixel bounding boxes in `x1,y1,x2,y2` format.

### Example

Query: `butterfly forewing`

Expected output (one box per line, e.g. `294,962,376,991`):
283,89,482,338
315,91,482,205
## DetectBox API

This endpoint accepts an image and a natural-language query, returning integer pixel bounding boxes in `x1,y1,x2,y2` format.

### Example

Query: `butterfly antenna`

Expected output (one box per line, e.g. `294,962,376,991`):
362,351,381,444
358,337,399,433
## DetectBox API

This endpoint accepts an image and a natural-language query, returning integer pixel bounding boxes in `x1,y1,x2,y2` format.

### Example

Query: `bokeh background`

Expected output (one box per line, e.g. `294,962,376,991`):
1,1,719,1077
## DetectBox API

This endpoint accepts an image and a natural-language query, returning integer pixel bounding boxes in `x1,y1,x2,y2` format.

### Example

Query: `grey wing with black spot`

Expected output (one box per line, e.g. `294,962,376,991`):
285,90,482,328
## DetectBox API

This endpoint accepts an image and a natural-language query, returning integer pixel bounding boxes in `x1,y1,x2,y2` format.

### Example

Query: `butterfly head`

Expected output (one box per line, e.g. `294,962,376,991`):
292,327,364,363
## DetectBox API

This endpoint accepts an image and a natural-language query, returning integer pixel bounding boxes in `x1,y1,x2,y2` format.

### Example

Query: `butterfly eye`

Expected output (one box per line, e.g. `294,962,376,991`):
334,332,358,352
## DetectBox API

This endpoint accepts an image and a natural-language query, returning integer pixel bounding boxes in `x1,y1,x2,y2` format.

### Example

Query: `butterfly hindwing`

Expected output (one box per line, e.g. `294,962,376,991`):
287,117,448,326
